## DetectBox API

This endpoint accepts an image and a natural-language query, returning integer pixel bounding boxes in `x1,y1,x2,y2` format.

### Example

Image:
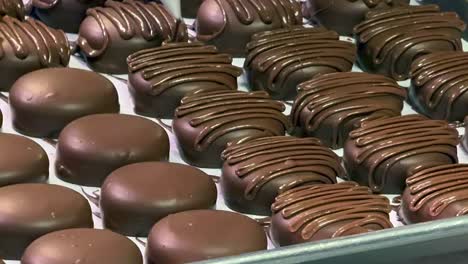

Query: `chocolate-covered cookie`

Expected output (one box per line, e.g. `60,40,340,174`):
127,42,242,118
77,0,188,74
245,26,356,100
196,0,302,57
173,90,290,168
354,5,466,80
291,72,407,149
56,114,170,187
344,115,459,194
270,182,392,246
0,0,25,19
181,0,203,18
10,68,119,138
221,136,342,215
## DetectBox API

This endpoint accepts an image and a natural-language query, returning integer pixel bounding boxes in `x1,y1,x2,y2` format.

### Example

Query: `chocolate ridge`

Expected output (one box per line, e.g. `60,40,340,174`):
0,0,25,19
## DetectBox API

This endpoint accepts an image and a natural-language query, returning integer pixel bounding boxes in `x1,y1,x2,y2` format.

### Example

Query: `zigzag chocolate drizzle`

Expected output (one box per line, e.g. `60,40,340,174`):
224,0,301,25
0,0,24,19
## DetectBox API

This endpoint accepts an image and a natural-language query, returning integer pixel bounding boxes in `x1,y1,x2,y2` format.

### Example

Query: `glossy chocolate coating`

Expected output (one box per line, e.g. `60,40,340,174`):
221,136,342,215
181,0,203,18
101,162,217,236
291,72,406,149
399,164,468,224
0,184,93,259
354,5,466,81
173,90,290,168
0,0,25,19
146,210,267,264
420,0,468,39
0,16,70,91
245,26,357,100
22,228,143,264
196,0,302,57
270,182,392,246
0,133,48,187
10,68,119,138
77,0,188,74
127,42,242,118
409,52,468,122
56,114,170,187
344,115,459,194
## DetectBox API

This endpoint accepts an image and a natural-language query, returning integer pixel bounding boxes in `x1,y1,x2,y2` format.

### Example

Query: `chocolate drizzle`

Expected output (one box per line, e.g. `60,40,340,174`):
224,0,301,25
0,0,24,19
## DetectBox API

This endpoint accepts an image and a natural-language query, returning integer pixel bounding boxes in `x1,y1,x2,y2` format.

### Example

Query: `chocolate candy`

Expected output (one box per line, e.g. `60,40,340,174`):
0,183,93,259
101,162,217,236
56,114,170,187
173,90,290,168
77,0,188,74
221,136,342,215
291,72,407,149
0,0,25,19
270,182,393,246
244,26,356,100
196,0,302,57
0,133,48,187
181,0,203,18
10,68,119,138
354,5,466,81
146,210,267,264
22,228,143,264
127,42,242,118
0,16,70,91
344,115,459,194
409,52,468,122
420,0,468,39
399,164,468,224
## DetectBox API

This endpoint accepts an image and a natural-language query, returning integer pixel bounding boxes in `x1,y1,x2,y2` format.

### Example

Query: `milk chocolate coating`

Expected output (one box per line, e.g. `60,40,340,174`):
344,115,459,194
22,228,143,264
56,114,170,187
181,0,203,18
0,133,48,187
245,26,357,100
306,0,409,36
0,16,70,91
291,72,407,149
270,182,393,246
173,90,290,168
0,0,25,19
399,164,468,224
409,51,468,122
420,0,468,40
196,0,302,57
101,162,217,236
354,5,466,81
77,0,188,74
0,184,93,259
221,136,342,215
146,210,267,264
10,68,119,138
127,42,242,118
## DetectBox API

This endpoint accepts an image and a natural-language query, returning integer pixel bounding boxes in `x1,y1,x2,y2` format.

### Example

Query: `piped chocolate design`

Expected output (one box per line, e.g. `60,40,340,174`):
0,0,25,19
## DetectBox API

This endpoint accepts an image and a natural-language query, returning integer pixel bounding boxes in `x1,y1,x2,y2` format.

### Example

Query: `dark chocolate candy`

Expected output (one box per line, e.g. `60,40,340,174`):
399,164,468,224
10,68,119,138
146,210,267,264
181,0,203,18
22,228,143,264
0,133,48,187
344,115,459,194
244,26,357,100
196,0,302,57
409,51,468,122
221,136,342,215
354,5,466,81
56,114,170,187
0,183,93,259
0,16,70,91
270,182,392,246
0,0,25,19
173,90,290,168
77,0,188,74
127,42,242,118
291,72,407,149
101,161,217,236
420,0,468,39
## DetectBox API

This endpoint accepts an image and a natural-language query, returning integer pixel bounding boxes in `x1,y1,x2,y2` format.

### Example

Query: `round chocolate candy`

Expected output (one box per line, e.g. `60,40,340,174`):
10,68,119,138
22,228,143,264
221,136,342,215
0,133,48,187
181,0,203,18
0,0,25,19
0,183,93,259
146,210,267,264
56,114,170,187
